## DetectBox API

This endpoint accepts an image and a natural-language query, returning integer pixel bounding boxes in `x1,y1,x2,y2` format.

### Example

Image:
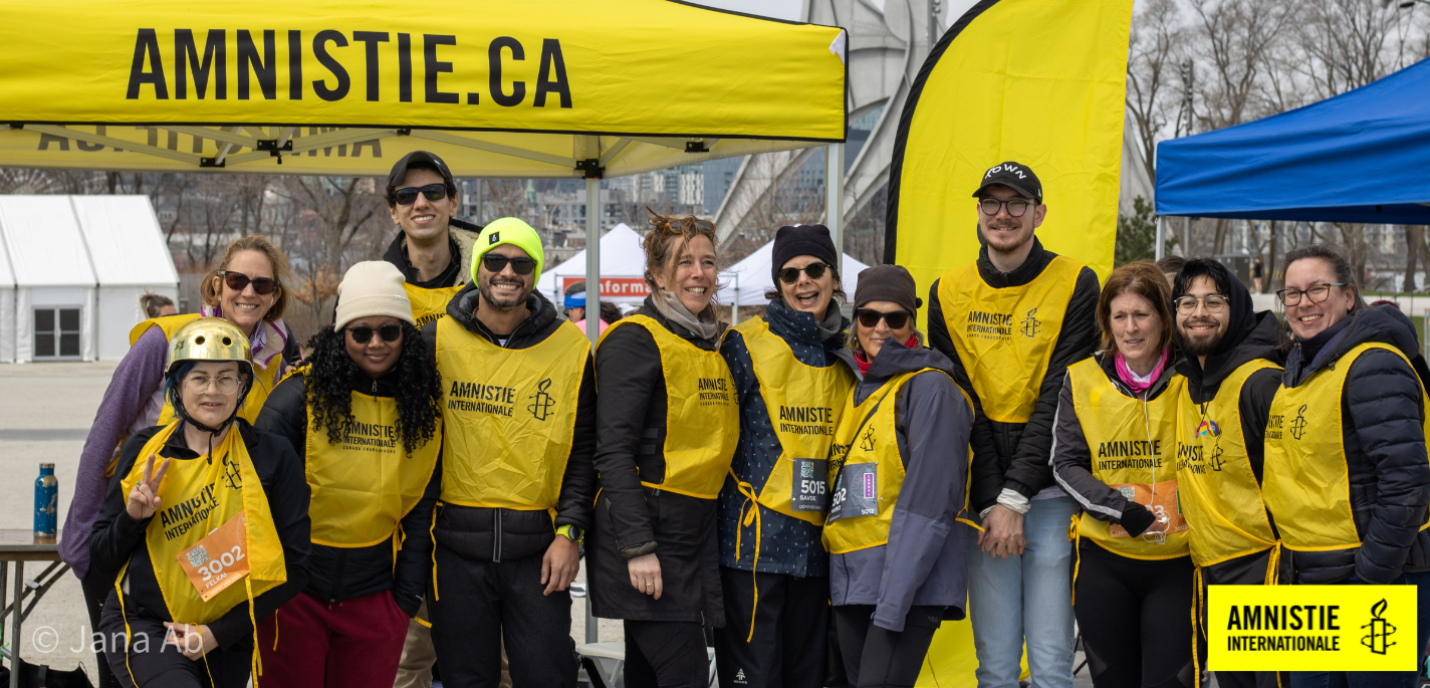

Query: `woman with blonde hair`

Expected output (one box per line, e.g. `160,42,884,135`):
64,234,301,688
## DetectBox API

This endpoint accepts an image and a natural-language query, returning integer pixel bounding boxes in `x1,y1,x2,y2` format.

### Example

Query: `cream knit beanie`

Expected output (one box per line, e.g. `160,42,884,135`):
335,261,415,330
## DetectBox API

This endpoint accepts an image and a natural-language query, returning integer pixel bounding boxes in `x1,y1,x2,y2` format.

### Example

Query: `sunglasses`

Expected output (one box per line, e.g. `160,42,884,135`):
855,308,912,330
394,183,449,206
347,324,402,344
779,262,830,284
662,219,716,236
482,254,538,275
219,271,278,296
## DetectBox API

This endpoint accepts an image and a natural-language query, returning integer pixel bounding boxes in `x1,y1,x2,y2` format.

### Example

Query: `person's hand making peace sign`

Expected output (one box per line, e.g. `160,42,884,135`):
126,453,170,521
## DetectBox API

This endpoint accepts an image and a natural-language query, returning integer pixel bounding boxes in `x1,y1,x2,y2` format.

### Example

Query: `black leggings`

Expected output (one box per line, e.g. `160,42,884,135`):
81,568,122,688
831,605,942,688
1073,542,1194,688
624,620,709,688
98,592,252,688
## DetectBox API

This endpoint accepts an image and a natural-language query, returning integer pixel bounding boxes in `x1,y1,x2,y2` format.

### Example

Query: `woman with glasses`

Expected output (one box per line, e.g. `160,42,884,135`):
1263,245,1430,688
89,318,311,688
255,262,444,688
1049,261,1193,688
64,234,300,688
713,225,854,688
824,265,971,688
590,212,738,688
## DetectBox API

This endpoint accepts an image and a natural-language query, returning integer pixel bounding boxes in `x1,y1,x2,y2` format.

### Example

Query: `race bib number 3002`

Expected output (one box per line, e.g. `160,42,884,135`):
790,458,827,512
176,513,250,601
1207,584,1418,671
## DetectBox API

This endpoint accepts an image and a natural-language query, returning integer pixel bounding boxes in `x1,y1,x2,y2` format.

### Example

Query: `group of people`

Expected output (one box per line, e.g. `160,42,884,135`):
56,152,1430,688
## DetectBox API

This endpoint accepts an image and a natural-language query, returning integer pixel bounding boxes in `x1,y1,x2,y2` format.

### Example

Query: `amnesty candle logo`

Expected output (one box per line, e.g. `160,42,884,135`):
1290,404,1308,441
528,378,556,421
1021,308,1041,338
1208,585,1417,670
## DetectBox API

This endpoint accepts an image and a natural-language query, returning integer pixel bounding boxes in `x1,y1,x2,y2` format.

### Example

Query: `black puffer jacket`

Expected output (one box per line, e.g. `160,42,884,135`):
928,238,1100,512
589,299,727,625
1279,305,1430,583
257,369,439,617
421,284,598,562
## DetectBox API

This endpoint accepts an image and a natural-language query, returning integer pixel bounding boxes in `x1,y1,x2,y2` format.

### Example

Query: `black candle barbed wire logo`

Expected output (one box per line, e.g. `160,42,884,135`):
1021,307,1041,338
528,378,555,421
1208,441,1226,472
1290,404,1308,441
220,452,242,490
859,426,876,452
1361,598,1397,655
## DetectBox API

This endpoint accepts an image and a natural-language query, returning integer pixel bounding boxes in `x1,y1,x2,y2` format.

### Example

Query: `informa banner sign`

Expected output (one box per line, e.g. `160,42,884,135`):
1207,585,1419,671
561,276,648,300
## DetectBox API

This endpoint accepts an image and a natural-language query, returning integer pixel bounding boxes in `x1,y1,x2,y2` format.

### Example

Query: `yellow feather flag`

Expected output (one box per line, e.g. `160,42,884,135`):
888,0,1134,336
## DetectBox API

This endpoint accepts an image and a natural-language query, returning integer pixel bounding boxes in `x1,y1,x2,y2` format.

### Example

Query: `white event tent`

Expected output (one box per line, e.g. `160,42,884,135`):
0,195,178,362
718,239,870,316
537,224,651,306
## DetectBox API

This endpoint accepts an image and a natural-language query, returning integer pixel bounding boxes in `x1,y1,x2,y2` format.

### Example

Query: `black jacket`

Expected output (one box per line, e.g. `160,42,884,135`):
928,239,1100,513
1279,305,1430,583
88,421,311,649
421,283,598,562
382,220,483,289
256,369,440,617
589,298,727,624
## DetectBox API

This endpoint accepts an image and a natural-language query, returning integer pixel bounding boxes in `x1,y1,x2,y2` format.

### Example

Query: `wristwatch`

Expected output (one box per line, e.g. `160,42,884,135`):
557,525,585,543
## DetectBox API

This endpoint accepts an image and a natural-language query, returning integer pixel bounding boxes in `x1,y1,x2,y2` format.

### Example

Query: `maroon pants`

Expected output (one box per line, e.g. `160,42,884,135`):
257,590,410,688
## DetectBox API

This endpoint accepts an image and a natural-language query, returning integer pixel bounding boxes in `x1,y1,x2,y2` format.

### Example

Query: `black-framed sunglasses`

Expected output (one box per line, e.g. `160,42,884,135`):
482,254,539,275
394,183,449,206
347,324,402,344
778,262,830,284
218,271,278,295
856,308,912,330
978,198,1033,218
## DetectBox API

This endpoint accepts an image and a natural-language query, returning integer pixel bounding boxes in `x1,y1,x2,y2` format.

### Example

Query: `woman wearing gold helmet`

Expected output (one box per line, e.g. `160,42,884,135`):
88,318,311,688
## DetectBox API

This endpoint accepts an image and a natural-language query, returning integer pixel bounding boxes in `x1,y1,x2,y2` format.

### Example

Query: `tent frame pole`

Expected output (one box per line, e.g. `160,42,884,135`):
585,177,601,344
826,143,844,257
1155,215,1166,261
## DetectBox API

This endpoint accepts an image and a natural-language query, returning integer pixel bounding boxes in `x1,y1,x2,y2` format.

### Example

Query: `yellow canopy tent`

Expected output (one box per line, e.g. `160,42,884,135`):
0,0,847,339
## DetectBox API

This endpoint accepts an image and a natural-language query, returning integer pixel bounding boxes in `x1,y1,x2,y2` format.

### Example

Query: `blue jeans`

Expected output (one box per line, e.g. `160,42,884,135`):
1288,573,1419,688
966,495,1079,688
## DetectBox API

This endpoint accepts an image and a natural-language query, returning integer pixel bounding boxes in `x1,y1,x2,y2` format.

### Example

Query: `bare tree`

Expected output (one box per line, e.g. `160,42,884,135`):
1126,0,1184,186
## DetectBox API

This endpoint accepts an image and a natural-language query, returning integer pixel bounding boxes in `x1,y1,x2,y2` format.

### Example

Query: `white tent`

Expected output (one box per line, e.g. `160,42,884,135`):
537,223,652,306
0,195,178,362
0,224,14,363
718,239,870,309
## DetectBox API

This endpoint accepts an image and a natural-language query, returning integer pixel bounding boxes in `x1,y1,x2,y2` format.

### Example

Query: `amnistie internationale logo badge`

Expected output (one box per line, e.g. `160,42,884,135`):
1207,585,1416,671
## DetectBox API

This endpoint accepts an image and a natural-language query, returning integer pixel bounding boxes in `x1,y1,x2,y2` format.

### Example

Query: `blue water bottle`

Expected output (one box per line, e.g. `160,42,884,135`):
35,463,57,540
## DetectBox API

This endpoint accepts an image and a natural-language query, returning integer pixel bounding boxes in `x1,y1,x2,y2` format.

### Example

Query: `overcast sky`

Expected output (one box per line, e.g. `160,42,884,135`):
689,0,998,29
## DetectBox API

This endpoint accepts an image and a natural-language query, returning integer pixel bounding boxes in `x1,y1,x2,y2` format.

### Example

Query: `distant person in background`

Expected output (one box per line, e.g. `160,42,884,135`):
1251,257,1264,293
1155,255,1186,287
139,292,176,319
600,301,623,325
1369,299,1401,310
564,282,610,335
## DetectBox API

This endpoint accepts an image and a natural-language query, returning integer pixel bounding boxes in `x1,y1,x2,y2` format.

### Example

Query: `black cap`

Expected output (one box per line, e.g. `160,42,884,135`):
972,161,1042,203
854,264,921,313
771,225,839,284
388,150,455,190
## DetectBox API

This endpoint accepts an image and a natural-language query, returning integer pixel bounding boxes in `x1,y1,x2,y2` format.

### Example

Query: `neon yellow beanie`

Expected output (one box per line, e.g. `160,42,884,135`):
472,217,545,282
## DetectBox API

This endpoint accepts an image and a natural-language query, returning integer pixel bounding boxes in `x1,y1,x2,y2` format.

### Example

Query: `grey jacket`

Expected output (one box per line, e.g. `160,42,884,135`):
829,340,973,632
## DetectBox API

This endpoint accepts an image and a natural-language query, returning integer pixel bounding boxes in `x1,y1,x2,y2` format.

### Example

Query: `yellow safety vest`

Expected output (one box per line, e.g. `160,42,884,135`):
1175,359,1281,567
597,315,739,499
1067,358,1189,560
823,369,949,554
731,317,855,524
937,255,1082,422
404,282,463,330
303,377,442,548
1263,342,1430,554
133,314,285,427
436,316,588,509
115,422,286,625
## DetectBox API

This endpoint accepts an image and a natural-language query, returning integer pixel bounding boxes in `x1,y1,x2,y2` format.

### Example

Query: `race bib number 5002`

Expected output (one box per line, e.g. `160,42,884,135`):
176,512,250,601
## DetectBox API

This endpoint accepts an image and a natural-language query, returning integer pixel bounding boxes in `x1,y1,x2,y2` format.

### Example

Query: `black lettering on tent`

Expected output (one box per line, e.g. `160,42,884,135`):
175,29,226,100
237,30,276,100
424,34,458,104
77,126,106,151
126,29,168,100
398,33,412,103
287,30,303,100
534,39,571,108
353,31,389,102
305,127,347,156
351,139,382,157
37,133,69,151
489,37,526,107
312,29,350,102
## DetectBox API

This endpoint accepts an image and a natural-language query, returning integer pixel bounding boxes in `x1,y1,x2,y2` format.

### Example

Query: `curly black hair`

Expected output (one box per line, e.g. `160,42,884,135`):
304,322,442,454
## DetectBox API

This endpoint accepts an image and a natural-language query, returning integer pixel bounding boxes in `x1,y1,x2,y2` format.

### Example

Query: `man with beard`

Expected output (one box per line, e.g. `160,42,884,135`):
1171,258,1282,688
423,218,597,687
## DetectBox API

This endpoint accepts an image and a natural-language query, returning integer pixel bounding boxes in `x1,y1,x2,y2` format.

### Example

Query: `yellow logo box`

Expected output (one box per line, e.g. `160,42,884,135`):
1208,585,1418,671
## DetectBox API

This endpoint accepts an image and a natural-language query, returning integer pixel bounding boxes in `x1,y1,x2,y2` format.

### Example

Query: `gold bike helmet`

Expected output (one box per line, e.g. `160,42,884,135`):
165,318,255,432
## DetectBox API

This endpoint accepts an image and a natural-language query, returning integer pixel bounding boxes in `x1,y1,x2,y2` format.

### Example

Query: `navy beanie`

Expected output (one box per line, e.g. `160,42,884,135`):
770,225,839,284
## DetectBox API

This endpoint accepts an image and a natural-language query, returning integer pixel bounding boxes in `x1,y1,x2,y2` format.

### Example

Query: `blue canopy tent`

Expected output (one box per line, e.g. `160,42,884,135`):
1155,56,1430,224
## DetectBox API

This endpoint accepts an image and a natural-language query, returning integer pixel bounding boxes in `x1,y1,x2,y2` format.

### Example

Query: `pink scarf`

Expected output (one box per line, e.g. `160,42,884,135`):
1113,348,1169,395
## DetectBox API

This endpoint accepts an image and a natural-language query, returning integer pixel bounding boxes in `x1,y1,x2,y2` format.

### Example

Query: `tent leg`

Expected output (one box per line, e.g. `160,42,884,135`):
731,274,739,325
1155,215,1166,261
826,143,844,255
585,177,601,344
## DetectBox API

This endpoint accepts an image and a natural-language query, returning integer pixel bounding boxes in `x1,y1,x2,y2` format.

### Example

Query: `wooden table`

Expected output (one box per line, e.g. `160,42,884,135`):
0,530,67,688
